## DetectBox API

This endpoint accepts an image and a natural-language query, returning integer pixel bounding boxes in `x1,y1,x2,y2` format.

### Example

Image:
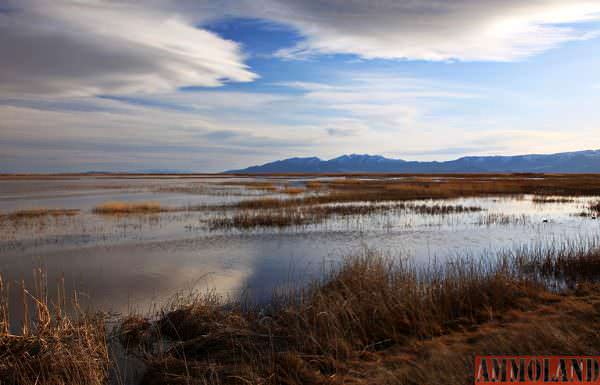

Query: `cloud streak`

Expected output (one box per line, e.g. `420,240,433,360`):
0,0,257,97
259,0,600,61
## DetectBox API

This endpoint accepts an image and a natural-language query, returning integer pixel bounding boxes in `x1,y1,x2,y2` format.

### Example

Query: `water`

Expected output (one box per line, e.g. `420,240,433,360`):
1,176,599,321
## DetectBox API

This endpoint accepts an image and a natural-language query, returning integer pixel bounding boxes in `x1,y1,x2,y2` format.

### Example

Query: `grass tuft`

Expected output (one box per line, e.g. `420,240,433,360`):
0,270,109,385
92,201,162,214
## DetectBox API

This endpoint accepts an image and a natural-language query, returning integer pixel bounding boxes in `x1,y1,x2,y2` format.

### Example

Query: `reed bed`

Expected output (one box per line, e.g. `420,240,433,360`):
233,174,600,211
0,270,109,385
120,242,600,384
532,196,575,204
281,187,305,195
209,203,483,230
1,208,80,220
92,201,163,214
476,213,530,226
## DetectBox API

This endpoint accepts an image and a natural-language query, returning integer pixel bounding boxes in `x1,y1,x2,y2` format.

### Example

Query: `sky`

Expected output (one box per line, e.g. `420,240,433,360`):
1,1,600,172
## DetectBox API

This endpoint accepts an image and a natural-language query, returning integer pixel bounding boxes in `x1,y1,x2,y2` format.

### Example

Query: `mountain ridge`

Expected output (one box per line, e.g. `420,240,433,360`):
226,150,600,173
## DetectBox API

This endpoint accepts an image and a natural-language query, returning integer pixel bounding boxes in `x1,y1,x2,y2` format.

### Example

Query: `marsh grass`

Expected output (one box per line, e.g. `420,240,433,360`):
281,187,305,195
1,208,80,220
120,242,600,384
209,203,483,229
532,196,575,204
92,201,163,214
0,270,109,385
233,175,600,212
476,213,530,226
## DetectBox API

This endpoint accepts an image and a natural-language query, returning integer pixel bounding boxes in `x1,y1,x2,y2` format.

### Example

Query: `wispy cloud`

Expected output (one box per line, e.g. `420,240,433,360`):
0,0,257,97
263,0,600,61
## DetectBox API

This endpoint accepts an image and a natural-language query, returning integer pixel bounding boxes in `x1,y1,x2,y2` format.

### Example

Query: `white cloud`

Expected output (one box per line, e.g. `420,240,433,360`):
253,0,600,61
0,0,257,97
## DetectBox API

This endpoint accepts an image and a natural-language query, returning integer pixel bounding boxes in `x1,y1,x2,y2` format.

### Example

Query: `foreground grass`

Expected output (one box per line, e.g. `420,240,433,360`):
0,271,109,385
4,241,600,384
119,243,600,385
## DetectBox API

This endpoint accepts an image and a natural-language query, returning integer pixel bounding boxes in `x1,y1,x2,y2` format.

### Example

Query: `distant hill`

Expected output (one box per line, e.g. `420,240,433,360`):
226,150,600,174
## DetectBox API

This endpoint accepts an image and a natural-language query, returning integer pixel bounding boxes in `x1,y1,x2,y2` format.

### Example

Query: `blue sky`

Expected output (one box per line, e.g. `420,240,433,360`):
1,1,600,172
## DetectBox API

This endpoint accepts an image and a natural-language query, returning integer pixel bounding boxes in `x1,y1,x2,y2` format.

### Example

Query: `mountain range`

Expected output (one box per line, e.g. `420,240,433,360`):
226,150,600,174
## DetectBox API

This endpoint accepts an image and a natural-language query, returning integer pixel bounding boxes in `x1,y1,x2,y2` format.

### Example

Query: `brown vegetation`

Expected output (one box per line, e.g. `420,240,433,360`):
1,208,80,220
209,203,482,229
92,201,163,214
282,187,305,195
233,174,600,211
119,243,600,384
0,270,109,385
531,196,575,204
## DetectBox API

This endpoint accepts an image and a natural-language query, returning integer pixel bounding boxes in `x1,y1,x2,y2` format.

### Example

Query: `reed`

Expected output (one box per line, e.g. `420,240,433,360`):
233,174,600,211
1,208,80,220
282,186,305,195
121,242,600,384
532,196,575,204
0,270,109,385
92,201,162,214
209,203,483,229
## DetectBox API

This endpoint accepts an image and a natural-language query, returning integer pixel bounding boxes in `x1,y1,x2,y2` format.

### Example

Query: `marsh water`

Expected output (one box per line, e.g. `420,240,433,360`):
1,176,600,320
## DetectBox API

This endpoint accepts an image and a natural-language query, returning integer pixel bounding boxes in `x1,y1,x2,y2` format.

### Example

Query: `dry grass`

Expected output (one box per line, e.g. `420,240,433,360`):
476,213,530,226
92,201,162,214
532,196,575,204
209,203,482,229
1,208,80,220
282,187,305,195
0,270,109,385
232,174,600,211
119,242,600,384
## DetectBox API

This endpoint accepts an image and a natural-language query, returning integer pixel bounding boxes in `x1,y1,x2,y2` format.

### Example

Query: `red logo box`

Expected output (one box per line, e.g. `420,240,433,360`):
475,356,600,384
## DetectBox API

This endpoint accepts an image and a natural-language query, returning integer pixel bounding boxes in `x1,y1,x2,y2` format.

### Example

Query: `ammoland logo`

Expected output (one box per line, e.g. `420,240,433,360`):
475,356,600,384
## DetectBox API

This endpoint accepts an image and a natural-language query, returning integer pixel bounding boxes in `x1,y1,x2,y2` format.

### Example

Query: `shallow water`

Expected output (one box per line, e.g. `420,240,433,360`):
1,176,599,322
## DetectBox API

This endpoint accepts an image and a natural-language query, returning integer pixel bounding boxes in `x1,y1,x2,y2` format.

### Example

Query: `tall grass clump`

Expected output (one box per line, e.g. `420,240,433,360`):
0,269,109,385
92,201,162,214
123,249,554,384
1,208,80,221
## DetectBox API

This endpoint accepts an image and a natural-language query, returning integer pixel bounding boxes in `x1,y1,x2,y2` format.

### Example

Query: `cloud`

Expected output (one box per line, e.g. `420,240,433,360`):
0,0,257,97
326,127,358,137
254,0,600,61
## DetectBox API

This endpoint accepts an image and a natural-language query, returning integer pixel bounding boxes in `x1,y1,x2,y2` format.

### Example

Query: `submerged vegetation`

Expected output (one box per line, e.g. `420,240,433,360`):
209,203,483,230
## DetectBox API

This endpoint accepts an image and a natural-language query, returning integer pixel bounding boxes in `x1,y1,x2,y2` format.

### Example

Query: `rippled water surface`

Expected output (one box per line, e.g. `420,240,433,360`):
1,176,599,320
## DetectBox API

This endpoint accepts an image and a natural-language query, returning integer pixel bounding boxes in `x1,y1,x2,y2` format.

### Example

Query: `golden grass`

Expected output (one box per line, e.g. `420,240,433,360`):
532,196,575,204
1,208,80,220
92,201,162,214
119,243,600,384
0,270,109,385
281,186,305,195
232,174,600,212
305,181,322,189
